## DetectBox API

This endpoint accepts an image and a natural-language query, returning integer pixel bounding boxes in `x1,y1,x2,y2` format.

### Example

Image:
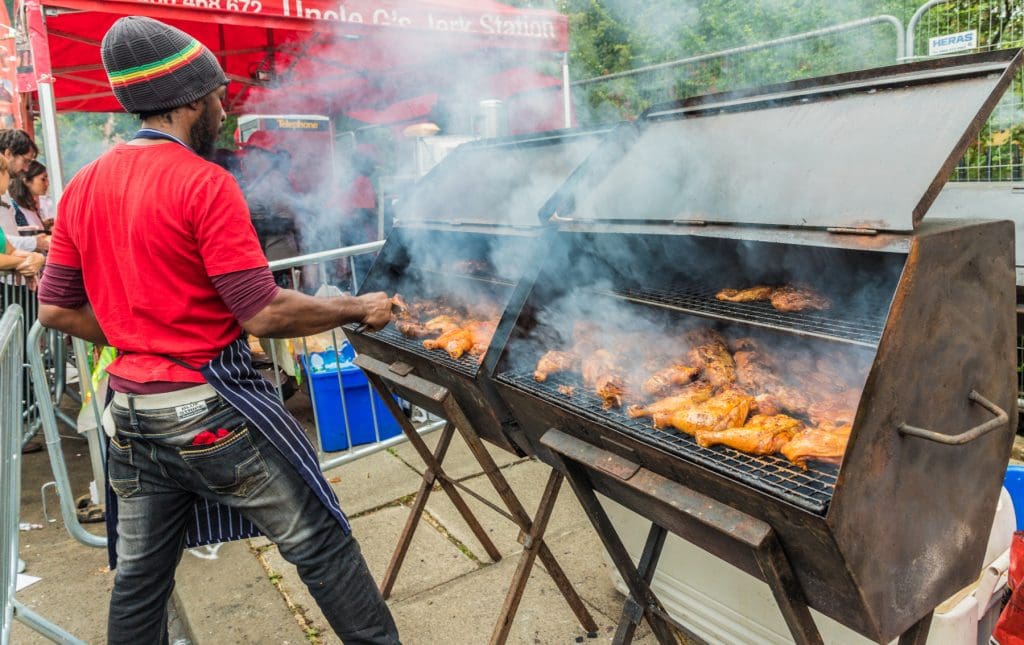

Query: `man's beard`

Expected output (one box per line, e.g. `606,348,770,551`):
189,102,219,158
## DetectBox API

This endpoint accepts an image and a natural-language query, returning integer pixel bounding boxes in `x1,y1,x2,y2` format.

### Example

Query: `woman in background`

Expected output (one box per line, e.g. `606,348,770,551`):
10,160,52,231
0,155,43,286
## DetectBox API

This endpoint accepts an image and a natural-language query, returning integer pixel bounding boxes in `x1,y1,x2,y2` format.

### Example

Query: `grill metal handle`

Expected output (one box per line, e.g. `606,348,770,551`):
898,390,1008,445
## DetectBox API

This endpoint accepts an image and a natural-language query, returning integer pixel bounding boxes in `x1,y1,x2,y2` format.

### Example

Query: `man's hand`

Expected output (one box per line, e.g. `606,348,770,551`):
34,234,50,252
356,291,393,331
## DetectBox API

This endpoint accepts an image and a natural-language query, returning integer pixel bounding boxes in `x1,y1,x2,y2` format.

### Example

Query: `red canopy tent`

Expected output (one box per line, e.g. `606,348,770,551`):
20,0,572,195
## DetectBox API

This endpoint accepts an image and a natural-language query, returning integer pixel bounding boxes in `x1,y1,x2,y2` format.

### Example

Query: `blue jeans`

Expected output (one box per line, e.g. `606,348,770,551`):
105,394,399,644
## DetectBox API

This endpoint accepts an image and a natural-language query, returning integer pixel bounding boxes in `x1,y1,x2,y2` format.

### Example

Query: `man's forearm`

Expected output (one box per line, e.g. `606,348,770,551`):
243,288,367,339
38,304,108,345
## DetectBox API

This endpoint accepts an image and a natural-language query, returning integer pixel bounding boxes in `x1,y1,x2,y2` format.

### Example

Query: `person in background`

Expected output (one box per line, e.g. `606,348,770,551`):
0,130,47,253
10,160,53,230
37,17,399,644
0,154,43,287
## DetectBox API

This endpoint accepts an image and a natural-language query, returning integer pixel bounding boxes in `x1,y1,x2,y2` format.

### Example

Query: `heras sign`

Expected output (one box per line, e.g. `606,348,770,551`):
928,30,978,56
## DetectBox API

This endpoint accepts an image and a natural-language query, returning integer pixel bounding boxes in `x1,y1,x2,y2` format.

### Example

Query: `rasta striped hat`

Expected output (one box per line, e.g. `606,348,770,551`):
101,16,228,114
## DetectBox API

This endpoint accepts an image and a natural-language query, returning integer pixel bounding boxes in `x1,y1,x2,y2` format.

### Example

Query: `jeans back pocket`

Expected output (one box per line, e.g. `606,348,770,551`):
108,435,141,498
178,426,270,498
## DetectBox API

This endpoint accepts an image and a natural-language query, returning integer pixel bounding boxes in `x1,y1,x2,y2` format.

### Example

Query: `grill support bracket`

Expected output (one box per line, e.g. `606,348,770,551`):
353,354,599,644
542,428,937,645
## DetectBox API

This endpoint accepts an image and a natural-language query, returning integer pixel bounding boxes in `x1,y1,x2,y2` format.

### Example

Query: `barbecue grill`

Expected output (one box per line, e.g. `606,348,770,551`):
344,127,625,642
490,50,1023,644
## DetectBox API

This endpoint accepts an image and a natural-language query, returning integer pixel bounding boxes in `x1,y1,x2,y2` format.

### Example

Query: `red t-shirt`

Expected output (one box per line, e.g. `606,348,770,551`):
47,142,269,385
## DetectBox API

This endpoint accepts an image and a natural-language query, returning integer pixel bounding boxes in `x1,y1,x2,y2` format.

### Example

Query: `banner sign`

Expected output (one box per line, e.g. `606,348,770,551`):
129,0,567,48
928,30,978,56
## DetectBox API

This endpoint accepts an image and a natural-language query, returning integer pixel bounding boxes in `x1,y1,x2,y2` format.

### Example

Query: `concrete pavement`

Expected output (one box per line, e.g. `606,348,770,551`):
12,390,658,644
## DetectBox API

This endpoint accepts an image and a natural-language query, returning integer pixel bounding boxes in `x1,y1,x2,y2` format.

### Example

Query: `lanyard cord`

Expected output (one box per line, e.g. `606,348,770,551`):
133,128,193,152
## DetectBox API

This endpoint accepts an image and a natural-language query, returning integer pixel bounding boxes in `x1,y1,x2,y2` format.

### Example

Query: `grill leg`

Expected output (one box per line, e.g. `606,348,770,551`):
439,397,599,643
554,456,679,645
380,421,458,599
488,469,599,644
613,523,668,643
754,533,823,645
897,612,933,645
362,371,504,597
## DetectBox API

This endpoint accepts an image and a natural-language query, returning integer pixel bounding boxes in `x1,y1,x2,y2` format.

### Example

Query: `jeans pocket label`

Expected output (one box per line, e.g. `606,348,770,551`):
175,400,209,422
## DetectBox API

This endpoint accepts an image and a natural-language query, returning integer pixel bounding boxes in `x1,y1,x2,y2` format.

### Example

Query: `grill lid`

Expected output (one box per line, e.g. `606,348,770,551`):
395,126,616,229
564,49,1023,232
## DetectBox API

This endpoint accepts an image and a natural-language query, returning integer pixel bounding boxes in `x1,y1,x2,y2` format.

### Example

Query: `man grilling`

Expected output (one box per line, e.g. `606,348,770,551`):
37,17,400,644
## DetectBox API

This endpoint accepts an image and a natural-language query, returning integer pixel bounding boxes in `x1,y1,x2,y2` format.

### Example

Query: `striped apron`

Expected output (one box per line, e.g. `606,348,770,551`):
106,338,349,567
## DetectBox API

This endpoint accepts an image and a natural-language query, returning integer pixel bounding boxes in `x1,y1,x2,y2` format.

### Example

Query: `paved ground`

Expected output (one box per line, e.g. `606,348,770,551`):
12,388,1024,644
11,390,659,644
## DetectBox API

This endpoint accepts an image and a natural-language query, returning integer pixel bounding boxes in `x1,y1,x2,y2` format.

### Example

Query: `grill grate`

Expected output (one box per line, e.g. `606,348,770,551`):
353,325,482,377
497,370,838,515
605,286,887,347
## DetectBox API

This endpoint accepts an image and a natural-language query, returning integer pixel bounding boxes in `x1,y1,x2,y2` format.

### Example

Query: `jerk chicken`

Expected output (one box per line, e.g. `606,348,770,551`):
715,284,832,313
532,318,864,470
392,296,500,362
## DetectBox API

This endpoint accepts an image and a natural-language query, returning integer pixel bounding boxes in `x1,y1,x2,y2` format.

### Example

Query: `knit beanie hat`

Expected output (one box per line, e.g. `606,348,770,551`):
101,16,228,114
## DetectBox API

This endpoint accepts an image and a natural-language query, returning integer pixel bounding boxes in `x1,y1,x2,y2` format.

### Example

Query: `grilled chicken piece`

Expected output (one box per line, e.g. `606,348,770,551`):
466,320,496,356
734,350,811,416
557,385,575,397
734,351,777,391
782,424,851,469
423,328,474,360
769,285,831,313
715,286,775,303
642,364,700,396
806,390,860,427
627,381,715,420
729,337,760,353
686,330,736,387
396,319,433,338
657,386,753,435
424,315,461,335
696,414,804,454
580,349,628,408
534,350,578,382
595,374,627,409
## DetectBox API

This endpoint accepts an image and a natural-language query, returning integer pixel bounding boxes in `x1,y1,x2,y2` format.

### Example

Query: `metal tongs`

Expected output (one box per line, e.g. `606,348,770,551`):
353,294,407,334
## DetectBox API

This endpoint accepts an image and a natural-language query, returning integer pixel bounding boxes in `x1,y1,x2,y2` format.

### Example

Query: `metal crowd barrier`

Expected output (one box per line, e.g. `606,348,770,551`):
0,306,86,645
265,241,444,471
1,273,73,446
26,321,106,550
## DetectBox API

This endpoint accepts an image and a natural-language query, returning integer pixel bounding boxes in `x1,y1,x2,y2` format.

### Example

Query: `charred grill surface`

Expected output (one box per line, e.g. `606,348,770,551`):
607,285,887,347
497,370,838,514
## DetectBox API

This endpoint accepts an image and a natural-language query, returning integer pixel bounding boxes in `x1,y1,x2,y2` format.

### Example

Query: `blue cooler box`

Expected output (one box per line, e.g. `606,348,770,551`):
1005,464,1024,530
302,344,403,451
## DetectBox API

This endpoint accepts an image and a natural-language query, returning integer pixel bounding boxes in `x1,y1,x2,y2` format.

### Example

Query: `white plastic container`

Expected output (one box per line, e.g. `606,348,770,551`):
600,488,1015,644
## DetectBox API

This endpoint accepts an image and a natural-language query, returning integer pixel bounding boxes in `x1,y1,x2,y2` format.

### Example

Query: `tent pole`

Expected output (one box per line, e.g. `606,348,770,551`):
561,52,571,128
36,79,64,205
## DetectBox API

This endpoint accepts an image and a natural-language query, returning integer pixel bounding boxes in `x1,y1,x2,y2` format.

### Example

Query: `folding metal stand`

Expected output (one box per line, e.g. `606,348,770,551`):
541,428,933,645
354,355,598,644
